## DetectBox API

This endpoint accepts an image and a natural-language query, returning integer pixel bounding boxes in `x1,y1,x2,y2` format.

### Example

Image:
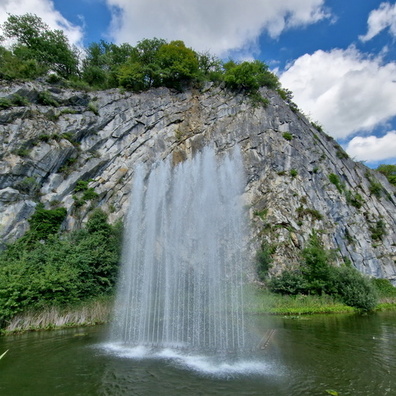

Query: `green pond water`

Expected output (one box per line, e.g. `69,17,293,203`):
0,311,395,396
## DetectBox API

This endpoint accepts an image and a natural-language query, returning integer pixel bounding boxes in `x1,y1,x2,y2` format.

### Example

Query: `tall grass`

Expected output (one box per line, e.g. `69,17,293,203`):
246,288,355,315
4,297,113,334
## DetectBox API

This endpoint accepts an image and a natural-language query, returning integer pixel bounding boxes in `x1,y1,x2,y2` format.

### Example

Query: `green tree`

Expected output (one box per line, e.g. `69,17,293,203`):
82,40,135,88
1,13,79,78
223,60,280,92
157,40,199,89
117,38,166,90
300,232,335,294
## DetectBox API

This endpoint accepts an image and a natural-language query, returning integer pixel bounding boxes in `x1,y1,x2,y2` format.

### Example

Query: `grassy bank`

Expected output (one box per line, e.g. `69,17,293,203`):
247,289,355,315
247,287,396,316
2,289,396,335
1,296,114,335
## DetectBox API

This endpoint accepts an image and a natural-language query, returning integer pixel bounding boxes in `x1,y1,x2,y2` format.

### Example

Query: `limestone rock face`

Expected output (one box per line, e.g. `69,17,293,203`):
1,81,395,282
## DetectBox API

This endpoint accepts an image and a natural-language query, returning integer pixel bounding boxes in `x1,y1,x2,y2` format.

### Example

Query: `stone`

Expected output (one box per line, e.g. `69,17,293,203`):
0,81,395,282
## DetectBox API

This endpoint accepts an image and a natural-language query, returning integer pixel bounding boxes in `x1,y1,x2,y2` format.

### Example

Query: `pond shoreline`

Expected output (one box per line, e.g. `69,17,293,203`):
2,293,396,336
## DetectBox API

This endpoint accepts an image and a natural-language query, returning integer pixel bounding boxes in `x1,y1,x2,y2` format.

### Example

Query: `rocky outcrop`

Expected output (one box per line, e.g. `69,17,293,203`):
1,81,395,282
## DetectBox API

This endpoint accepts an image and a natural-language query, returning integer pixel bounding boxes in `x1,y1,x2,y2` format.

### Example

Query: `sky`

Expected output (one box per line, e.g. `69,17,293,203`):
0,0,395,168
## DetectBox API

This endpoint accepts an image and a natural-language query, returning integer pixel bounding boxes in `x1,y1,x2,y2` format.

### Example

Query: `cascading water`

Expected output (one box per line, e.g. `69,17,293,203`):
109,146,254,355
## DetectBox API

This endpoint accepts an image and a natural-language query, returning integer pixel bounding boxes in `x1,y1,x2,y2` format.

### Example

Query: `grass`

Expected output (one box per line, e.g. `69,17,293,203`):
246,287,396,316
2,288,396,335
246,288,355,315
2,296,113,335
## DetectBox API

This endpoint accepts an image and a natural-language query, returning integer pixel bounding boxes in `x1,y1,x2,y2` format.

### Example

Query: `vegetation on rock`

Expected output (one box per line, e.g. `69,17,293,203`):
0,208,122,328
267,233,379,311
0,13,280,100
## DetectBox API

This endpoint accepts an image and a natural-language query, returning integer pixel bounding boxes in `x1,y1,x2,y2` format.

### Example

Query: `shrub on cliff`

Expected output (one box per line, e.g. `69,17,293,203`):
268,233,378,311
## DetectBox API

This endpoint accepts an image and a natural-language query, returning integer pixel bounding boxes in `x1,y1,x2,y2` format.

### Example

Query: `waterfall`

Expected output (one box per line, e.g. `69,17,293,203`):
110,147,252,353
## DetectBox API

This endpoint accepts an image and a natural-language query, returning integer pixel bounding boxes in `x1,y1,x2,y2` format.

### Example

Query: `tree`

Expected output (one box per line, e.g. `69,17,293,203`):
157,40,199,89
223,60,280,92
1,13,79,78
82,40,135,88
117,38,166,90
0,45,45,80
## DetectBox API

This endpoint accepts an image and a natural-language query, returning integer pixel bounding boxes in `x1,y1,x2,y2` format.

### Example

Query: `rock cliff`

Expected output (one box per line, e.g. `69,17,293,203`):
1,81,395,282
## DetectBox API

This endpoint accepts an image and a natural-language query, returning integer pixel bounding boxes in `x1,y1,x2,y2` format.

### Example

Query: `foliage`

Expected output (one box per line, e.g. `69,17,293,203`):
157,40,199,89
332,266,378,311
223,60,280,92
290,169,298,178
344,189,364,209
371,278,396,298
27,203,67,242
0,209,122,327
37,90,59,107
300,232,336,295
268,232,378,311
1,13,79,78
296,206,323,221
14,176,40,195
1,13,285,100
0,94,29,109
72,179,98,207
369,219,386,241
377,164,396,185
256,243,274,281
282,132,293,141
365,172,383,198
328,173,344,193
0,45,46,80
268,270,309,295
247,289,354,315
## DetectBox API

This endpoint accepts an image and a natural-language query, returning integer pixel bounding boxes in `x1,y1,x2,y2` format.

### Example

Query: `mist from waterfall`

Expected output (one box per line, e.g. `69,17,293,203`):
110,147,254,354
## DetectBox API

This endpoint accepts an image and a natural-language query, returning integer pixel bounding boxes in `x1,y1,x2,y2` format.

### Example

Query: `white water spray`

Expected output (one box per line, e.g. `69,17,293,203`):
110,147,253,353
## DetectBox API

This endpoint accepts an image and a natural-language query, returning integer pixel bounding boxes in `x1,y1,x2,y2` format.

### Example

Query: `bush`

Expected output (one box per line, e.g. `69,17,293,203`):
37,91,59,107
328,173,344,193
0,97,12,109
282,132,293,141
333,266,378,311
268,270,308,295
371,278,396,297
0,210,122,327
256,243,274,281
370,219,386,241
267,232,378,311
27,203,67,242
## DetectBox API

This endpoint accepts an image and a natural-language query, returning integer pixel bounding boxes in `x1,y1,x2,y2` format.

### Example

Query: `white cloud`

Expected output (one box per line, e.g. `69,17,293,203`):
279,46,396,139
105,0,329,56
0,0,83,47
345,132,396,163
359,2,396,42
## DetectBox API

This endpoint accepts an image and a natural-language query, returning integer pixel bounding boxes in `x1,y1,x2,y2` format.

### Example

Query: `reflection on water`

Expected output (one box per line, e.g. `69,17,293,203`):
0,312,395,396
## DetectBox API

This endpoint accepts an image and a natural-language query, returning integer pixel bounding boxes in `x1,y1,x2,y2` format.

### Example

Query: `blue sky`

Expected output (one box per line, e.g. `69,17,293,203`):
1,0,395,168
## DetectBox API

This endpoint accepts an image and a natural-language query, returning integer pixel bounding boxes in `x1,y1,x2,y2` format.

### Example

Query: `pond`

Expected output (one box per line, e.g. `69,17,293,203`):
0,311,395,396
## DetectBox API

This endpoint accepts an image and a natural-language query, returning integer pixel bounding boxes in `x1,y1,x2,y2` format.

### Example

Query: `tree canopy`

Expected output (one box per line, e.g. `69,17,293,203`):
1,13,79,78
0,13,282,98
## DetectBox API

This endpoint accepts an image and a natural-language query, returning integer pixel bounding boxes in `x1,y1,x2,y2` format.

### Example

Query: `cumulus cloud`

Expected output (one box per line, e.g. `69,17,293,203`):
0,0,83,46
345,132,396,163
105,0,329,56
359,2,396,42
279,46,396,139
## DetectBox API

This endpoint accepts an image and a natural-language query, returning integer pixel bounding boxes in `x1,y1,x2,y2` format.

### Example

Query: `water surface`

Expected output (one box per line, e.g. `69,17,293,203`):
1,312,395,395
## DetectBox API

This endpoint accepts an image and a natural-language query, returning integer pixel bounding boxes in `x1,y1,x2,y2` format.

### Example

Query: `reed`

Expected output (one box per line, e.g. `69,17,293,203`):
4,297,113,334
